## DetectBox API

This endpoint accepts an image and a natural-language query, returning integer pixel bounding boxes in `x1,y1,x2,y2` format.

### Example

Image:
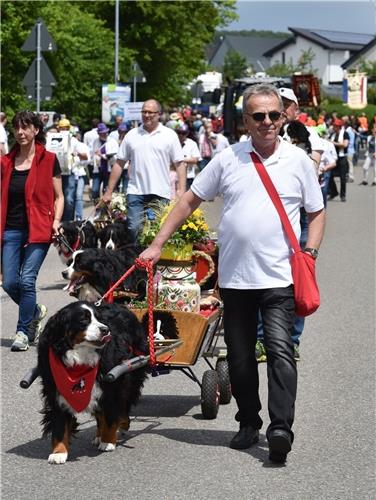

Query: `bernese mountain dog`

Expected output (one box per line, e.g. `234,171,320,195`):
38,301,149,464
98,219,133,250
62,246,146,302
54,221,98,264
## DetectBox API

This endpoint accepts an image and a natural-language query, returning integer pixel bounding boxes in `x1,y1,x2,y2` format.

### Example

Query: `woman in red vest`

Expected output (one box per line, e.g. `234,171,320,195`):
1,111,64,351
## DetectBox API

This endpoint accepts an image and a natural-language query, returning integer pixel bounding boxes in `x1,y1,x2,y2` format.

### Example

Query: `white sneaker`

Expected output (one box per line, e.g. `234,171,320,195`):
28,304,48,344
11,331,29,351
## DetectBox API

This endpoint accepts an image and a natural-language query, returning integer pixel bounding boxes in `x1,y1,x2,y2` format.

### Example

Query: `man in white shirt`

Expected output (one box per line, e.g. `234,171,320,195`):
140,84,325,464
103,99,185,242
175,123,201,189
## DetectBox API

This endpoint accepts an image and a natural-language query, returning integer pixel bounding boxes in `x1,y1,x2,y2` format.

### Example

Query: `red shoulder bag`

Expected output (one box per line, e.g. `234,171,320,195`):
250,151,320,317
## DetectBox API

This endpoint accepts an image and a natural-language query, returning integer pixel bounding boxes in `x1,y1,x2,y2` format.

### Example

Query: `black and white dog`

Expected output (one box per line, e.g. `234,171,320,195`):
54,221,98,264
98,219,133,250
62,246,147,302
37,301,179,464
37,301,149,464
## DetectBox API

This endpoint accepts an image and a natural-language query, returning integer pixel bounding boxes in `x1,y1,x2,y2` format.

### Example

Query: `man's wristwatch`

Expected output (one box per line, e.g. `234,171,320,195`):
304,247,319,259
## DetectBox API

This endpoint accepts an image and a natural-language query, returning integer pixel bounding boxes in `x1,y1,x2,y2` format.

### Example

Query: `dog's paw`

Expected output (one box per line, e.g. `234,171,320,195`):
98,442,116,452
92,436,101,446
48,452,68,464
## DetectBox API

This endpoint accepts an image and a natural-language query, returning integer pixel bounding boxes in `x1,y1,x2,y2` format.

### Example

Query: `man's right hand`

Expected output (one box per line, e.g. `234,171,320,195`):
100,191,113,205
139,244,162,266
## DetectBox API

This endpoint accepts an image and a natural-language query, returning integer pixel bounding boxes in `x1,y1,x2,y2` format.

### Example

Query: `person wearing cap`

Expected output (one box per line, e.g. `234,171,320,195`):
139,84,325,463
50,118,88,221
101,99,185,243
176,123,201,189
328,118,350,201
91,123,119,204
278,87,323,170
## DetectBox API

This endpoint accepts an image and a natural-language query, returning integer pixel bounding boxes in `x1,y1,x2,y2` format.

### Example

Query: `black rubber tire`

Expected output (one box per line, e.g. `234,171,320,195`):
216,359,232,404
201,369,220,419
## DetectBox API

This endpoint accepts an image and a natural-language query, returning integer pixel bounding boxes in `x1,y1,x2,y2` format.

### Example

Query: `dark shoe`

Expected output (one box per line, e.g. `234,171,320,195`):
372,182,376,186
328,193,338,200
360,181,368,186
341,197,346,202
230,426,259,450
293,344,300,362
268,429,292,463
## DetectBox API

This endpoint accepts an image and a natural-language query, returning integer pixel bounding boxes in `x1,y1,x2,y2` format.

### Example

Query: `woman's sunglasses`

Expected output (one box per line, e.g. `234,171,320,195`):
246,111,283,122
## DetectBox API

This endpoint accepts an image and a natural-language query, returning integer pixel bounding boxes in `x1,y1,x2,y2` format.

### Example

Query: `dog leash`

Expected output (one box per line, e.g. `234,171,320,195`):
95,258,156,368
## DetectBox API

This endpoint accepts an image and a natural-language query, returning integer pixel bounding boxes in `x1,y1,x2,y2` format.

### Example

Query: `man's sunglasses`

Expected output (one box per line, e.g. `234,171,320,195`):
141,110,159,116
246,111,283,122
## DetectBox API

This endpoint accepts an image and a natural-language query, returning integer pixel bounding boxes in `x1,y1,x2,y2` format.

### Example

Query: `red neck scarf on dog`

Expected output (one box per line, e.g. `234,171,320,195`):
49,348,99,412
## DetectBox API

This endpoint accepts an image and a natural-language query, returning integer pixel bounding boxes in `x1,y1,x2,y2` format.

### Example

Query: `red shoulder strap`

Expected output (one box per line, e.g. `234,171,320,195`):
250,151,300,253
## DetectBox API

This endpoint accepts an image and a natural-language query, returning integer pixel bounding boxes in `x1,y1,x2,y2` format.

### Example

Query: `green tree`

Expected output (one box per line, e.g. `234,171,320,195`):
1,1,132,128
76,0,238,104
266,62,296,78
222,49,248,81
296,48,316,74
356,59,376,80
1,0,237,122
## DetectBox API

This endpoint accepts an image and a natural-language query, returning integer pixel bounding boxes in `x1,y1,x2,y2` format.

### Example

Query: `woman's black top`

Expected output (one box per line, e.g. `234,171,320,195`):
6,157,61,229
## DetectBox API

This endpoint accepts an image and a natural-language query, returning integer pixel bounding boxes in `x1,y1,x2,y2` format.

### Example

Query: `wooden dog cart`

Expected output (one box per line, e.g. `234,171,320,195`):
131,307,231,419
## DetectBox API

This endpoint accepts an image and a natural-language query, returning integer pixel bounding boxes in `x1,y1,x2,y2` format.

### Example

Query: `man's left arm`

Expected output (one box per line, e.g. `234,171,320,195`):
305,209,326,251
174,160,187,198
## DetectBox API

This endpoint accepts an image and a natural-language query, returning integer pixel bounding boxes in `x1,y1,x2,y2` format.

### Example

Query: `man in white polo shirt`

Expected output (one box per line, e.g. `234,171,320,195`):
140,84,325,464
103,99,185,242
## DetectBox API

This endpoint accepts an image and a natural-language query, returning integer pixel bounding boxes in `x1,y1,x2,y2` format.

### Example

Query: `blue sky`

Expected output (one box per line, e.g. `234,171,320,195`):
227,0,376,34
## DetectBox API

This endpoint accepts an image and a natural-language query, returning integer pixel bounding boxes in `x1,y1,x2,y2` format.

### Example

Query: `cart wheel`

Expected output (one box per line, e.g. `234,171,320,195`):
201,370,220,419
216,359,232,404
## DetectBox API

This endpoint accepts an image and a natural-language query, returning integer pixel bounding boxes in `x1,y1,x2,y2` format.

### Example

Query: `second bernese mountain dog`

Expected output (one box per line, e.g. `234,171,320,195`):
98,219,133,250
38,301,152,464
62,245,147,302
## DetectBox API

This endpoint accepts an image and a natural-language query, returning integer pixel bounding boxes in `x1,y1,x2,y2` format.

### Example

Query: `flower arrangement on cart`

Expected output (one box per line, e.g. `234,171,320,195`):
139,202,216,313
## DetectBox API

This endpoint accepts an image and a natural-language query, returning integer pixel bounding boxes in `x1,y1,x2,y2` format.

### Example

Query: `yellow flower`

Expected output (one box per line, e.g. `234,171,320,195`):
188,222,197,230
182,224,188,230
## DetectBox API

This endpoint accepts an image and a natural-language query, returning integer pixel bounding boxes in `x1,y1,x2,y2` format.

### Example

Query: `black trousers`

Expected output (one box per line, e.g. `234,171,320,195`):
220,286,297,440
329,156,348,199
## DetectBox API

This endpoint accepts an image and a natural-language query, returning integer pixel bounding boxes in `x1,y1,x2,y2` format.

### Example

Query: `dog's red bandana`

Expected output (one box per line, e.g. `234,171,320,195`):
49,348,99,412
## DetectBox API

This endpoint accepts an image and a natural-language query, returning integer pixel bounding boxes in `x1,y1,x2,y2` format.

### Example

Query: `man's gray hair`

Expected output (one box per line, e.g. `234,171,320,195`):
242,84,283,114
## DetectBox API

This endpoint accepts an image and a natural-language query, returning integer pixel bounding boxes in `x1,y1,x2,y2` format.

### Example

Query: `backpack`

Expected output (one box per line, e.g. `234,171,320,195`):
46,131,72,174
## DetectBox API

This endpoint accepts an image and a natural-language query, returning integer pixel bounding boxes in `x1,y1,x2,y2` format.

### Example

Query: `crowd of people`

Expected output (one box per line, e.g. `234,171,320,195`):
0,86,374,464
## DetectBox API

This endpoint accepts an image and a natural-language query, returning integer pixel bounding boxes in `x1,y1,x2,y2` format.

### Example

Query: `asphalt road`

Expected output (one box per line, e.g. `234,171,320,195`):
1,164,375,500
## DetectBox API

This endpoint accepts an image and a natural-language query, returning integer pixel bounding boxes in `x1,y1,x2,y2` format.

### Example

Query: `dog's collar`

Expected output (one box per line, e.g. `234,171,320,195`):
49,348,99,412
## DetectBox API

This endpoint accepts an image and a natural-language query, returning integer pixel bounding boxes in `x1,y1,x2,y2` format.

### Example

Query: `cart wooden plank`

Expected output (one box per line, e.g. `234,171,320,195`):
132,308,220,366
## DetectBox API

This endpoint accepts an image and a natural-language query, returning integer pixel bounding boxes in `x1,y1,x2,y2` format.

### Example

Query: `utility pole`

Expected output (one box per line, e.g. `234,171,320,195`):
133,62,137,102
115,0,119,84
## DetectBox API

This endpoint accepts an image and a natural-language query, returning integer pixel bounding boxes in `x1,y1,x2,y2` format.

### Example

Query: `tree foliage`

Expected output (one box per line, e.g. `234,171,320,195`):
222,49,248,82
1,0,237,126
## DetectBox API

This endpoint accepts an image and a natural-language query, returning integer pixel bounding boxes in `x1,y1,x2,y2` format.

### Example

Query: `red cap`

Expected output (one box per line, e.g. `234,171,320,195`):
333,118,343,127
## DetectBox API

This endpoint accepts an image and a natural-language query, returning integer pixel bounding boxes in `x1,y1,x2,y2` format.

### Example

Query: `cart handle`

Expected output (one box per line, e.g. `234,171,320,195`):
104,340,183,382
20,366,40,389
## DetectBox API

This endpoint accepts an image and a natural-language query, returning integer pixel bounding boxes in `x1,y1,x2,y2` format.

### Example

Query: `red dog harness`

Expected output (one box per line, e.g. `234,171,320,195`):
49,348,99,412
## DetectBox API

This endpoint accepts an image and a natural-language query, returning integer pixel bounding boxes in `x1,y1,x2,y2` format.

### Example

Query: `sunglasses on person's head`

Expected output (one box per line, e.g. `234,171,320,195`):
246,111,283,122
